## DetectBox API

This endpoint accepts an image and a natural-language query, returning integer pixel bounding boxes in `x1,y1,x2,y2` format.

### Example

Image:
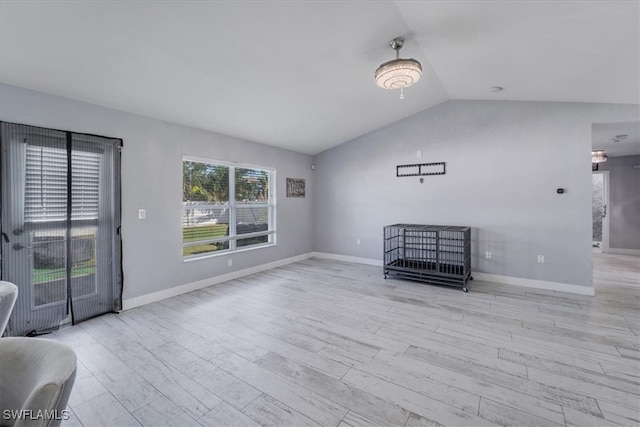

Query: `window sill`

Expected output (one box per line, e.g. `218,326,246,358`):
183,243,277,263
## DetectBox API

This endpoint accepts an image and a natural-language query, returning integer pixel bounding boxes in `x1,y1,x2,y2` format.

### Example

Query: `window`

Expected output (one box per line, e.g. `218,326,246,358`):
182,157,275,258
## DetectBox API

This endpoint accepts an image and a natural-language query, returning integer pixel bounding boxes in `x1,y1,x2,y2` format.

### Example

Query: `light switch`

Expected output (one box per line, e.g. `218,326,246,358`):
138,209,146,220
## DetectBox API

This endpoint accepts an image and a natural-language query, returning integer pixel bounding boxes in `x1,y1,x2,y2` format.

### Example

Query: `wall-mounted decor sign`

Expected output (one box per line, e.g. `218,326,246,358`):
286,178,305,198
397,162,446,177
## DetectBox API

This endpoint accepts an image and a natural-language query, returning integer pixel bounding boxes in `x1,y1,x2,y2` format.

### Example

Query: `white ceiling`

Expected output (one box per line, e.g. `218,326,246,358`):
1,1,638,155
592,121,640,157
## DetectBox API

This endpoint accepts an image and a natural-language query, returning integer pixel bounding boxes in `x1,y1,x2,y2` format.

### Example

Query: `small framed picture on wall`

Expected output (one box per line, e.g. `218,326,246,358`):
286,178,305,198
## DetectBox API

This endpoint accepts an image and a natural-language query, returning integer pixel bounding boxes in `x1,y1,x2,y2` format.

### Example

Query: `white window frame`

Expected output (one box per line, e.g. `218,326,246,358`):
182,155,276,261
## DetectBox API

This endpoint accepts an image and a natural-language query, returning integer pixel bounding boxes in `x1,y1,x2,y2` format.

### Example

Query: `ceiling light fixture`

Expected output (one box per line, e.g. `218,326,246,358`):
375,37,422,100
591,150,608,163
611,134,628,143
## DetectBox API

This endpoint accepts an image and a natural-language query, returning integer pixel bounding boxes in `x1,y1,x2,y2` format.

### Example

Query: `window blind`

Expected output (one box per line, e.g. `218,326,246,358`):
24,145,101,222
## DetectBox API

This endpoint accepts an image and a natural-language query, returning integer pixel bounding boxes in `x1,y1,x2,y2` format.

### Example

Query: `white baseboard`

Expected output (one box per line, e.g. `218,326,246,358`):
122,253,314,310
311,252,594,296
472,272,594,296
310,252,383,266
123,251,596,310
606,248,640,256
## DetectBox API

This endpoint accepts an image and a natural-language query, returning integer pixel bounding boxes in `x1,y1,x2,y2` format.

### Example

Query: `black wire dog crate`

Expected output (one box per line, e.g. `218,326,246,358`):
384,224,472,292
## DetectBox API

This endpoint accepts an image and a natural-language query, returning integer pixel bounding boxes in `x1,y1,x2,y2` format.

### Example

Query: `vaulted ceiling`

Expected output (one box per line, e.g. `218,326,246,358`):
593,121,640,157
1,1,638,154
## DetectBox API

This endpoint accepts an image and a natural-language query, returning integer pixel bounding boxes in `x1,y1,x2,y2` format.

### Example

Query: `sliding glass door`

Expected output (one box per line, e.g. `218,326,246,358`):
1,122,122,336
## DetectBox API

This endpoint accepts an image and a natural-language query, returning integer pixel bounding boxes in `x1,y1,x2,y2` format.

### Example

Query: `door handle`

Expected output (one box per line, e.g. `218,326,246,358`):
1,232,8,243
603,204,607,218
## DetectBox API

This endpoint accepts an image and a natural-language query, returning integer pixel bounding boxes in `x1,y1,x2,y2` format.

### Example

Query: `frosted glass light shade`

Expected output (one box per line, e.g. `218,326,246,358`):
375,58,422,89
591,150,608,163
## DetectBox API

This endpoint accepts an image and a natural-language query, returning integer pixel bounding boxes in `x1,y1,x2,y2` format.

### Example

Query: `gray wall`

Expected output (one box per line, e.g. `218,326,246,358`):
313,100,639,288
597,155,640,250
0,83,315,299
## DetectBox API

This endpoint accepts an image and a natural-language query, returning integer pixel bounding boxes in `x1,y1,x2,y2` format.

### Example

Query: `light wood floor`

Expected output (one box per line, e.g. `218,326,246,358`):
54,254,639,427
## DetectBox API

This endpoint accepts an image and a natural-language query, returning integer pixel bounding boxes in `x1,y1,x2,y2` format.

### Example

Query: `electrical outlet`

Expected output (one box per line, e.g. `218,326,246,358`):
485,251,492,260
356,239,361,246
228,258,232,267
417,150,422,158
138,209,146,220
537,255,545,264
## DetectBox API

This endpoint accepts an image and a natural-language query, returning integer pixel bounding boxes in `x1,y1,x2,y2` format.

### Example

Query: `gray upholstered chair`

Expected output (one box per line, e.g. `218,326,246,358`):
0,281,18,337
0,337,77,427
